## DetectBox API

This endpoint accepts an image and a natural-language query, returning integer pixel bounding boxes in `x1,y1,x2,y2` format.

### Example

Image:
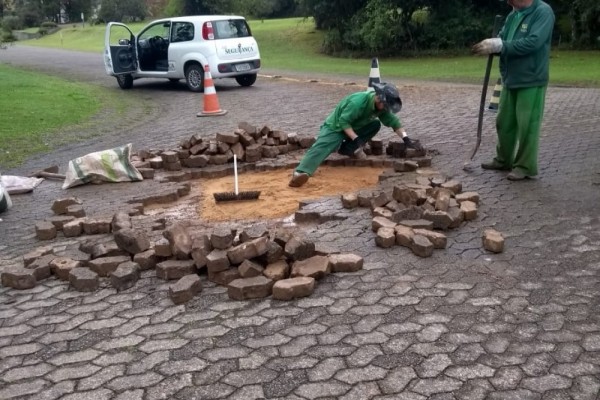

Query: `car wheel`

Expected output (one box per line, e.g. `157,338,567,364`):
235,73,257,87
185,64,204,92
116,74,133,89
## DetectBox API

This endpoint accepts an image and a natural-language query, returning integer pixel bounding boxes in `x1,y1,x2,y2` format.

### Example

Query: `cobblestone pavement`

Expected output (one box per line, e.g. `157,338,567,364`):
1,46,600,399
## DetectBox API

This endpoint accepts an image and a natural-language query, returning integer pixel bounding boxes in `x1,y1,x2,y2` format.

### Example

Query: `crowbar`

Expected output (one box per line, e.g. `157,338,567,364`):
464,15,504,169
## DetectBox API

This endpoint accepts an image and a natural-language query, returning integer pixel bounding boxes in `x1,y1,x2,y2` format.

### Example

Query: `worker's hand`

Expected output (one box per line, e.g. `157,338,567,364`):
403,136,423,151
472,38,502,55
352,137,365,150
352,137,367,158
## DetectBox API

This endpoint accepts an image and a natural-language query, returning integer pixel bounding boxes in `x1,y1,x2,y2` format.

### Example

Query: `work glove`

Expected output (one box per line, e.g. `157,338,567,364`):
352,137,368,159
403,136,423,151
351,137,365,153
472,38,503,55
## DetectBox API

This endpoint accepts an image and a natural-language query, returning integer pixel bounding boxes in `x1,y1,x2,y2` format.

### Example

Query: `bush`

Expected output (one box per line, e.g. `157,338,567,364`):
1,16,23,31
40,21,57,28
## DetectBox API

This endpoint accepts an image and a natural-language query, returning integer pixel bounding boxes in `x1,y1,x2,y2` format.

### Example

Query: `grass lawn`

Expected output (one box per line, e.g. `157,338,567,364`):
0,64,126,168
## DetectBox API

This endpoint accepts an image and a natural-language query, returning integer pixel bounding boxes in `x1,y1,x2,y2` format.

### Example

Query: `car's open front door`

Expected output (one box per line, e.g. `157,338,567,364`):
104,22,137,75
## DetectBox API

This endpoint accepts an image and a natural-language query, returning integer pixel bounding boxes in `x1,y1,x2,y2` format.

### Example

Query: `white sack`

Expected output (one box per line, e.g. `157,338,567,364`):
63,143,143,189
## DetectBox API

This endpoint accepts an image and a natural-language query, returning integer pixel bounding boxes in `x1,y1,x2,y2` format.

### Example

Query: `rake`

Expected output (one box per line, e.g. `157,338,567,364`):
213,155,261,202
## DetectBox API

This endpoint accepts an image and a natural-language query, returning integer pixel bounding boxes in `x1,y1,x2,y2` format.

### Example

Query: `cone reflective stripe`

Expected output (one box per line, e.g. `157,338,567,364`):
367,57,381,92
197,64,227,117
488,78,502,112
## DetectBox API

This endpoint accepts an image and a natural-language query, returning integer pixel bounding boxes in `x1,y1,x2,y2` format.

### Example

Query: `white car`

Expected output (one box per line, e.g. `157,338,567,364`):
103,15,261,91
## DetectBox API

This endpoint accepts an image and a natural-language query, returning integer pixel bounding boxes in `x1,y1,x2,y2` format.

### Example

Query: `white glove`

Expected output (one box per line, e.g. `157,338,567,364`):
472,38,503,55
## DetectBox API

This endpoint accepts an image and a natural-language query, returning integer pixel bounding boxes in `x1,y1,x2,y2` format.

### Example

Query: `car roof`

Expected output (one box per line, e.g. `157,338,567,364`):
152,15,246,24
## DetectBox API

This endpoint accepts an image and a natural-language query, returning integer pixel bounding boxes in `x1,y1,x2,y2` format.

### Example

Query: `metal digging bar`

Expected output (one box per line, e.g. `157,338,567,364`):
213,154,261,202
464,14,504,171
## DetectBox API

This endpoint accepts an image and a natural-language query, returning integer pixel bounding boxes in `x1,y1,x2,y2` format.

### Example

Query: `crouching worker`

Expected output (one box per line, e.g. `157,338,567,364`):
289,82,422,188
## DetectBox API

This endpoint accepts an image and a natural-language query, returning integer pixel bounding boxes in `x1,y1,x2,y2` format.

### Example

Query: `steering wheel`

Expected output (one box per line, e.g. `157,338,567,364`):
151,36,167,52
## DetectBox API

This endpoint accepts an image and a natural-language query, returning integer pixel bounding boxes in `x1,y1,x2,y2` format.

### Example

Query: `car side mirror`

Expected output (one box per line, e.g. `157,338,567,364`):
118,38,130,46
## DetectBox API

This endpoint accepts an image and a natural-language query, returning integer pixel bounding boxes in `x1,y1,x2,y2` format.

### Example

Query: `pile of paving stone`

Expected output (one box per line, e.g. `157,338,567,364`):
129,121,314,175
340,169,505,257
2,198,364,304
126,122,432,181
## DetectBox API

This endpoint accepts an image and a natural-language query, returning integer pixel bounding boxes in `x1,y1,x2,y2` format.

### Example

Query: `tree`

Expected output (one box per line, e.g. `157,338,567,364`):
98,0,146,22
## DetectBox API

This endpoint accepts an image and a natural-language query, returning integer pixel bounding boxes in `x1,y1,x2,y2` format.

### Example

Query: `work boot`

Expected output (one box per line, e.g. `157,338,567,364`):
481,160,510,171
507,170,530,181
289,171,309,187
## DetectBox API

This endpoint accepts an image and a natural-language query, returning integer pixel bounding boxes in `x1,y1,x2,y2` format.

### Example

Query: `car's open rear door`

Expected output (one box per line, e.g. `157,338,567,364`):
104,22,137,75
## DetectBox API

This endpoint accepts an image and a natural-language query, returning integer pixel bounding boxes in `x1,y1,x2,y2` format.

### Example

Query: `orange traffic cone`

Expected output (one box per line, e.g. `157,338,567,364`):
197,64,227,117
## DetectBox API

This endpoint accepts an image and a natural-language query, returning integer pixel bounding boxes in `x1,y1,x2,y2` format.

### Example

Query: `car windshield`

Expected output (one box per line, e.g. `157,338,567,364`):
139,22,170,41
213,19,251,39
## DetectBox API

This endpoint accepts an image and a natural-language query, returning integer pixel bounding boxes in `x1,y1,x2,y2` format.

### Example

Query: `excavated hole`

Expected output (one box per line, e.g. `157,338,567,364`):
145,166,387,223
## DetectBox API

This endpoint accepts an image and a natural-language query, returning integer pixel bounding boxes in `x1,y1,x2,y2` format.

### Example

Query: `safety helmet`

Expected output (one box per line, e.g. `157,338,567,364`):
373,82,402,113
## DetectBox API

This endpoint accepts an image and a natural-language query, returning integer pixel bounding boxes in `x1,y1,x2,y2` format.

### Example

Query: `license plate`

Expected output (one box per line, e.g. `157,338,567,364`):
235,63,251,72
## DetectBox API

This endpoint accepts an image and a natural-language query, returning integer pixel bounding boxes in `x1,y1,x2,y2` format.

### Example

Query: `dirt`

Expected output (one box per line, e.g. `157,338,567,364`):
196,166,386,222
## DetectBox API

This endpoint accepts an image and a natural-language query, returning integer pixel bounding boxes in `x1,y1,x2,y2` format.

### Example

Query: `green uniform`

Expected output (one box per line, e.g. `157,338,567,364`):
493,0,555,176
295,91,402,176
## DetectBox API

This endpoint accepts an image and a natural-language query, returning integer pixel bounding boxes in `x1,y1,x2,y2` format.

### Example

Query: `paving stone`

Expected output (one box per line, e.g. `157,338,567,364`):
263,259,290,281
88,255,131,277
209,268,242,285
206,249,231,273
295,381,351,399
110,261,140,290
290,255,330,280
63,218,84,237
51,197,83,215
35,220,57,240
66,204,86,218
145,373,193,400
228,276,274,300
227,236,270,264
156,259,196,280
1,266,37,289
107,371,163,391
78,364,126,390
133,249,159,270
164,223,192,259
49,257,82,280
411,235,434,258
114,228,151,254
376,226,396,248
238,259,264,278
169,274,202,304
111,211,131,232
272,277,315,300
284,235,316,261
69,267,99,292
22,246,53,266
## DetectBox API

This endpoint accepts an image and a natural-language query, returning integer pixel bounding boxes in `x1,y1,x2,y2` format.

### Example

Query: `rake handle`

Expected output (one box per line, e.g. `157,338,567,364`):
234,154,239,195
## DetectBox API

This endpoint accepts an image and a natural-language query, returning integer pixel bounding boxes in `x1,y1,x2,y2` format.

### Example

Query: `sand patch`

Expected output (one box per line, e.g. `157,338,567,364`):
198,166,386,222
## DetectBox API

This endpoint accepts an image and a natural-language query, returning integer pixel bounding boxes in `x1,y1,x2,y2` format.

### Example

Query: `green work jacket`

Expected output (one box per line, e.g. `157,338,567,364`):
324,91,402,132
498,0,555,89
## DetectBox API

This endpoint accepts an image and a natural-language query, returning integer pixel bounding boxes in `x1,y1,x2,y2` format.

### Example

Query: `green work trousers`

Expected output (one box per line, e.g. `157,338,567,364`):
295,120,381,175
494,85,547,176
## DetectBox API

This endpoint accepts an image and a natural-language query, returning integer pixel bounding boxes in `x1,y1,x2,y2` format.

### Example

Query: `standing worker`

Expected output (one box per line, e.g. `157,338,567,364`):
472,0,555,181
289,82,422,187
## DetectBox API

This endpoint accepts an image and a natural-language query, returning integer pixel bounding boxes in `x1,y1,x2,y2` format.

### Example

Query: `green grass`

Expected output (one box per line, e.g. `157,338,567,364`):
0,64,122,168
24,17,600,87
